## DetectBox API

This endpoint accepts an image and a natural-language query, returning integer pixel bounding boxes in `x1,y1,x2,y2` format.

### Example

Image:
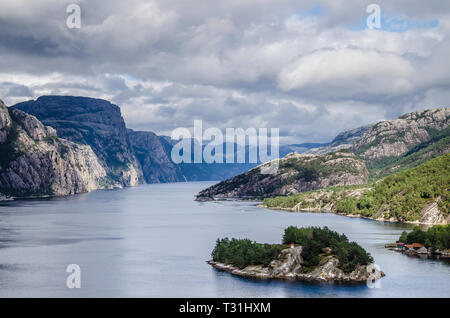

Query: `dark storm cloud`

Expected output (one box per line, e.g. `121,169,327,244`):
0,0,449,143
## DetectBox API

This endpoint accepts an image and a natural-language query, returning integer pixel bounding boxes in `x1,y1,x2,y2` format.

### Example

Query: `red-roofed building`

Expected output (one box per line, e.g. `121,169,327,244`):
412,243,424,249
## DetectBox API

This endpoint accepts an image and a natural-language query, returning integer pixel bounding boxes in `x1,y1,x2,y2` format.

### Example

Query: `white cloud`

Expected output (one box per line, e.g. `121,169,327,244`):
0,0,449,143
278,48,414,96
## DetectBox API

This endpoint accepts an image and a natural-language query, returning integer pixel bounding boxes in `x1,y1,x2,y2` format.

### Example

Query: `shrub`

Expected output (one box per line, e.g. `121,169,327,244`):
282,226,373,272
211,238,282,269
335,197,358,214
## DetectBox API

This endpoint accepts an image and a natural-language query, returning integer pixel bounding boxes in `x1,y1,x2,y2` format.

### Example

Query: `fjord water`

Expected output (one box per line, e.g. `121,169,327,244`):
0,182,449,297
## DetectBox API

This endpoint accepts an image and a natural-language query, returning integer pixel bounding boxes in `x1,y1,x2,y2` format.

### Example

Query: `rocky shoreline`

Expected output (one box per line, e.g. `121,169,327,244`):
261,204,448,226
0,193,12,201
208,246,385,284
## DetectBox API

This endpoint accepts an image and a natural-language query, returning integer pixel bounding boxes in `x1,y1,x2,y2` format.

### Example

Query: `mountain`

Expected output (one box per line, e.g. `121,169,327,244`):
13,96,143,187
196,151,368,200
196,107,449,205
263,153,450,225
305,125,372,155
127,131,264,182
354,108,449,163
0,99,107,198
12,96,303,185
367,125,450,179
127,129,183,183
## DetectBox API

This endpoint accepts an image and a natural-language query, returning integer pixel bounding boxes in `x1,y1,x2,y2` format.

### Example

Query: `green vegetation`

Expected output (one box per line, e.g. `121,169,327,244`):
211,226,373,273
263,184,365,209
335,154,449,221
0,122,20,166
264,153,449,223
211,238,282,269
282,226,373,273
43,135,59,142
398,225,450,251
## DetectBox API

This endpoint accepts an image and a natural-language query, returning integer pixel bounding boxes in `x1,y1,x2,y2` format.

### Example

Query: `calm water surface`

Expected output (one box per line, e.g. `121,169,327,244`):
0,182,449,297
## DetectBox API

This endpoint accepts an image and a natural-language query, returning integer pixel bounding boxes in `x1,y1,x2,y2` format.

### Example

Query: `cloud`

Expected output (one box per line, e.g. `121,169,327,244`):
0,0,449,143
278,48,414,98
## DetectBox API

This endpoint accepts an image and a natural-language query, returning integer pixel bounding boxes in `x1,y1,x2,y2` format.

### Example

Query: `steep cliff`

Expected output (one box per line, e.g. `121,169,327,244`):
127,129,184,183
354,108,450,163
13,96,143,187
0,99,107,198
196,151,368,200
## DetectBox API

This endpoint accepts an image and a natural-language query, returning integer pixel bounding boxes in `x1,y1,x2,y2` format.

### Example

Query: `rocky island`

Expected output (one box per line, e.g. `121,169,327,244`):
208,226,385,283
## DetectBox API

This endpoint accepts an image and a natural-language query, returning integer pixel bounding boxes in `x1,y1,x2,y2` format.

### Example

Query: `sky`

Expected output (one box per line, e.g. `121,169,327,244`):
0,0,449,144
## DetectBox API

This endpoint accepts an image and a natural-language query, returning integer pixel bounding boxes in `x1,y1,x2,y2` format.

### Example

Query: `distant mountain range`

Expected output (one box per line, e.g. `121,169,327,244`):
0,95,333,199
197,108,450,205
3,94,447,208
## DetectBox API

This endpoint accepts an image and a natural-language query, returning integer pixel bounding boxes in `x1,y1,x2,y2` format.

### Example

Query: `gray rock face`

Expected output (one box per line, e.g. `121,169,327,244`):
13,96,143,187
208,247,384,283
413,199,449,225
197,152,368,200
0,100,107,198
0,99,11,143
306,125,372,155
12,95,263,185
354,108,450,162
127,129,184,183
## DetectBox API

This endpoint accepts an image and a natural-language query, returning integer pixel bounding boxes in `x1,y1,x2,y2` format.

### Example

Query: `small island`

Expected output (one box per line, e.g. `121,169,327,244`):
386,224,450,259
208,226,385,283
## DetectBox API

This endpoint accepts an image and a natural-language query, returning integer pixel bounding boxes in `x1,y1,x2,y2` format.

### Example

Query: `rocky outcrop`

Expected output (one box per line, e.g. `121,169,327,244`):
0,99,12,143
354,108,450,162
208,246,384,283
262,187,371,213
306,125,372,155
13,96,143,187
419,199,450,225
0,99,108,198
196,151,368,200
